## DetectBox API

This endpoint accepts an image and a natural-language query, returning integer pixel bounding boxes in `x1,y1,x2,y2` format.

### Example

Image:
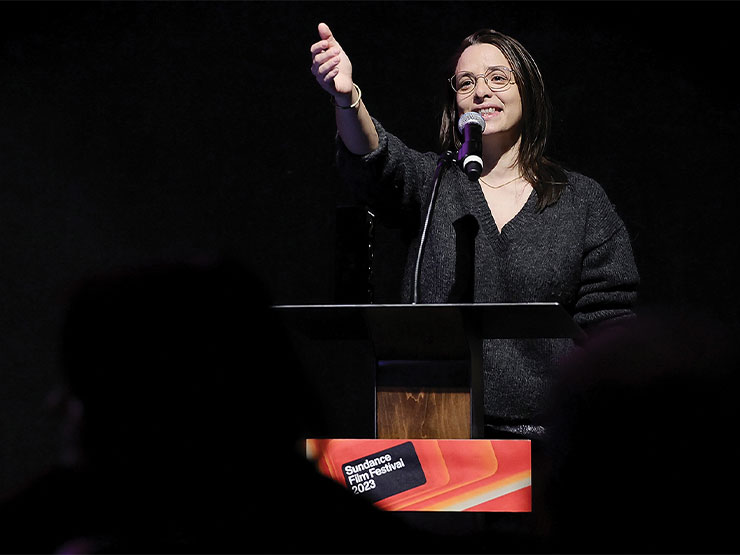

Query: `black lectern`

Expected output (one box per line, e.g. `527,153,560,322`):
273,303,583,439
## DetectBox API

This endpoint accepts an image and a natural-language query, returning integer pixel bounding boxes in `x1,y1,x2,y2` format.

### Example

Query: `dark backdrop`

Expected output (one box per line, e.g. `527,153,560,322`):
2,1,738,497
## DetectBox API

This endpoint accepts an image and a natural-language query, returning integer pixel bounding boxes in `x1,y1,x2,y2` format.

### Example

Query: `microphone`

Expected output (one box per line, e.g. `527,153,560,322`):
456,112,485,181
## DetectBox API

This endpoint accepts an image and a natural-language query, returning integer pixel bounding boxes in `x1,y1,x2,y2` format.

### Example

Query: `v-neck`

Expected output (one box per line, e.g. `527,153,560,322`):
465,178,536,248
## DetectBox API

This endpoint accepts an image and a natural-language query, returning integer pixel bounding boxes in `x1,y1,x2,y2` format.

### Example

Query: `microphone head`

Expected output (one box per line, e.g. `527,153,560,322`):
457,111,486,134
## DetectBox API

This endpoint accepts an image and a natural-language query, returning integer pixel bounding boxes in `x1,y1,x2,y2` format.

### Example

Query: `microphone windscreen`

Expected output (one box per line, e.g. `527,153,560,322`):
457,111,486,134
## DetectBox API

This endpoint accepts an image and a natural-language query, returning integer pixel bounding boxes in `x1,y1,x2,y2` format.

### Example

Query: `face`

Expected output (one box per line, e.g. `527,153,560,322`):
454,43,523,138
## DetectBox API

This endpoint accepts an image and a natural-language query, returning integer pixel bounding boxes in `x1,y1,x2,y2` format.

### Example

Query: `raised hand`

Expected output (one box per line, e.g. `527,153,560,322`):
309,22,377,154
310,22,353,100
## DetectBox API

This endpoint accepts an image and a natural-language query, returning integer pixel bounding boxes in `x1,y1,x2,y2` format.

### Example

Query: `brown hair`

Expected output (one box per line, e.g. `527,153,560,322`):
439,29,566,210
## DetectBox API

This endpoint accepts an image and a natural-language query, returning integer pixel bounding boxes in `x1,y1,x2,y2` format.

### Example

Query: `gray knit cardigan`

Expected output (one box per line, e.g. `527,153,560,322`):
337,119,640,439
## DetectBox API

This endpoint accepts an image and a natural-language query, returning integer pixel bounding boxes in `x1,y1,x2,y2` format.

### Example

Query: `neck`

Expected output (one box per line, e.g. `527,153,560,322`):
481,130,521,179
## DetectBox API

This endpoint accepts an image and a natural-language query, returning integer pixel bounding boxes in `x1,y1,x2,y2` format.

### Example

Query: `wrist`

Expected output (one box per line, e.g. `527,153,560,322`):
332,84,361,109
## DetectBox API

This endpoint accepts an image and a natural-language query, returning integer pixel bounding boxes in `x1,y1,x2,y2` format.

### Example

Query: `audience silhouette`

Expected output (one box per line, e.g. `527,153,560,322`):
536,309,740,553
0,256,426,553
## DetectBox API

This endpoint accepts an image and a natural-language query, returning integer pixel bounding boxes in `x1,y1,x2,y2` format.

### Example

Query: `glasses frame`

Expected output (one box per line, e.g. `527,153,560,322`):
449,65,515,95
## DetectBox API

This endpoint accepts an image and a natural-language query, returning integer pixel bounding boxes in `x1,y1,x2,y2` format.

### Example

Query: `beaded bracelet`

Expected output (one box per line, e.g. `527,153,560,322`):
332,83,362,109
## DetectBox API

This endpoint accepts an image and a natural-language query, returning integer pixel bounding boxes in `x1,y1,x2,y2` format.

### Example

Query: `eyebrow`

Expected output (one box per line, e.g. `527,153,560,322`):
455,65,508,75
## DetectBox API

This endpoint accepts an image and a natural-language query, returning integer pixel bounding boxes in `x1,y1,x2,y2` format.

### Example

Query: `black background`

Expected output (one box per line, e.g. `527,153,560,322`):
2,1,738,497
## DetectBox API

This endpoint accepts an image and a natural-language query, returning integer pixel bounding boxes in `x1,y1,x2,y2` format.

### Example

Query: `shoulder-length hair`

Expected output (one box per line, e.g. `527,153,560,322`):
439,29,566,211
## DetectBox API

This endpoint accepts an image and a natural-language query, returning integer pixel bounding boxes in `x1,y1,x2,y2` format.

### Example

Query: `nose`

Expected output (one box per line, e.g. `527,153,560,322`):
473,75,492,99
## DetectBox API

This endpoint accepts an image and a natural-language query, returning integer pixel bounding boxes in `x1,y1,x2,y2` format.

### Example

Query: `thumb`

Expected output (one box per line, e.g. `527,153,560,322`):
317,22,333,41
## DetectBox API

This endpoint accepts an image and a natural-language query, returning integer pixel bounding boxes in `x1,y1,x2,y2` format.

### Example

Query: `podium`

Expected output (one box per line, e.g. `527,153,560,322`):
274,303,583,439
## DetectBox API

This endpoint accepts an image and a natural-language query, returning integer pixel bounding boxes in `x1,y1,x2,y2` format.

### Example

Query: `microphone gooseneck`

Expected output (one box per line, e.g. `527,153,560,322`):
412,150,455,304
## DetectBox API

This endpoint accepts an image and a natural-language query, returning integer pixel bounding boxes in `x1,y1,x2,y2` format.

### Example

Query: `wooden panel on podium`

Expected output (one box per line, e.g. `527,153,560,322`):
376,389,471,439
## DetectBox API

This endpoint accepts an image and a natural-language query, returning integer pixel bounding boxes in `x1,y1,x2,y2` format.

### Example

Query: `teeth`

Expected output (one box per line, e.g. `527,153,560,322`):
479,107,499,115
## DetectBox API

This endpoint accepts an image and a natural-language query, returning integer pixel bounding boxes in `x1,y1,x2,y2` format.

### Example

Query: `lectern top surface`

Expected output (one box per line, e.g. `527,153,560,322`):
272,302,584,341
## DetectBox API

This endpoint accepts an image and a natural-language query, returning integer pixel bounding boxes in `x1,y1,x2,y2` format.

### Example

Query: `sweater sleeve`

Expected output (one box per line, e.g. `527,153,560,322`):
335,118,438,213
573,182,640,331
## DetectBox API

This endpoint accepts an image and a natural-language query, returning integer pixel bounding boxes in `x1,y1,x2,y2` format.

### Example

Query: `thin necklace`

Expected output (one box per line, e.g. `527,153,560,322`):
479,175,522,189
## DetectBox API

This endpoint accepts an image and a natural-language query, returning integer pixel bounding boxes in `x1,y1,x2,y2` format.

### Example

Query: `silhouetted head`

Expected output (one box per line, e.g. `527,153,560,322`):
59,256,311,494
538,309,740,552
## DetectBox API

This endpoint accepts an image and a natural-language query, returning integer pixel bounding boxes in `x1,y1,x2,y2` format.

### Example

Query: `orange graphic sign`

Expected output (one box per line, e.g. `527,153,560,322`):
306,439,531,512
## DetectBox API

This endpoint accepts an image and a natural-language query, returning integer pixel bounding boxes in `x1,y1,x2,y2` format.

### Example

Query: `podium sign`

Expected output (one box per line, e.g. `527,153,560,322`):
306,438,532,512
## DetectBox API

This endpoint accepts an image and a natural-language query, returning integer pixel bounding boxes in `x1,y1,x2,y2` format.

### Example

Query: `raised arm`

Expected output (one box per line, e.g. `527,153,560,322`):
310,22,379,155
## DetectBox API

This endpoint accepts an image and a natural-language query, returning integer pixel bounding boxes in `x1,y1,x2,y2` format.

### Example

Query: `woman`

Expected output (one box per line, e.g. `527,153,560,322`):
310,23,639,440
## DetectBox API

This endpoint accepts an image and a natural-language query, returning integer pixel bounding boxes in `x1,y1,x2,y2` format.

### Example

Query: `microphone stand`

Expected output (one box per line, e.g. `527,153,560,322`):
412,150,455,304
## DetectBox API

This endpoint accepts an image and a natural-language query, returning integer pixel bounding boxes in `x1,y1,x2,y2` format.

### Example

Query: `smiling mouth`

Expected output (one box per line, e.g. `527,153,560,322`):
475,107,502,117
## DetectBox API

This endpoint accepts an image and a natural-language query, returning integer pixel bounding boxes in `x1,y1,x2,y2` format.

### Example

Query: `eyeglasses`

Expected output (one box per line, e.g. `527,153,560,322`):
449,66,515,95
